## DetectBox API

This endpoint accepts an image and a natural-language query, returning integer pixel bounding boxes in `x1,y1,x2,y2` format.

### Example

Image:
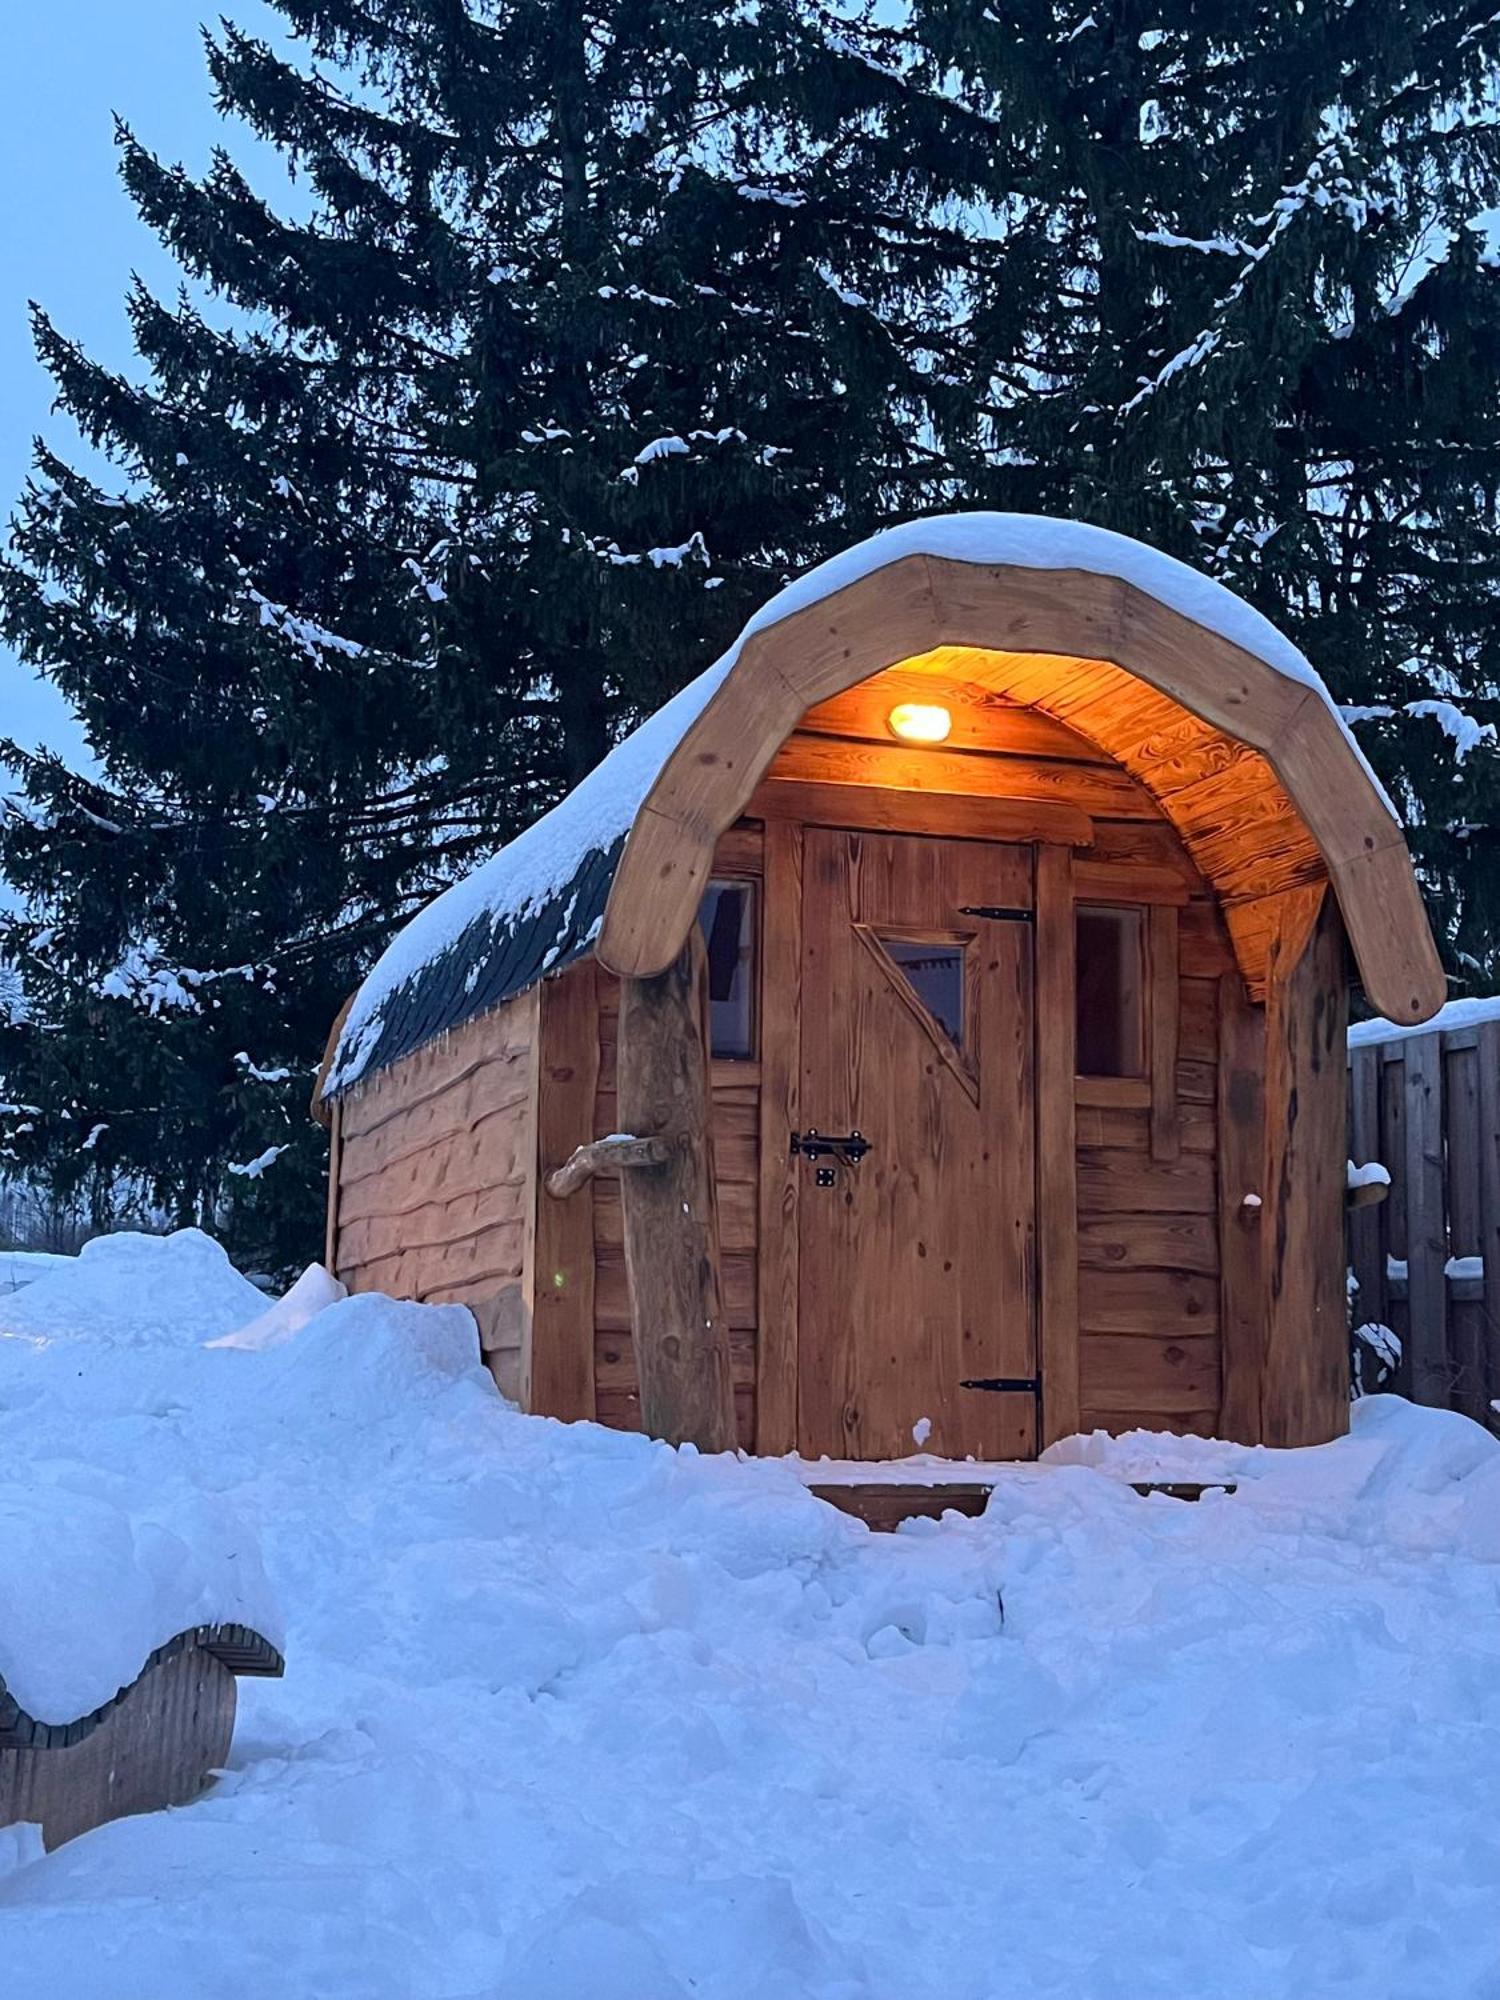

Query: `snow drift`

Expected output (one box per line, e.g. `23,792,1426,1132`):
2,1230,1498,1998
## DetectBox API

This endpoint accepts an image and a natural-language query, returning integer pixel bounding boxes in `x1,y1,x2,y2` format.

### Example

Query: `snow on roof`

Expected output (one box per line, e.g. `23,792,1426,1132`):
328,512,1391,1095
1349,994,1495,1048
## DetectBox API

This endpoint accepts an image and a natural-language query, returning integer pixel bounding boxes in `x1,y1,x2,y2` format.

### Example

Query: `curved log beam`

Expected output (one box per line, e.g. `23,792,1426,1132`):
595,554,1445,1026
545,1133,671,1199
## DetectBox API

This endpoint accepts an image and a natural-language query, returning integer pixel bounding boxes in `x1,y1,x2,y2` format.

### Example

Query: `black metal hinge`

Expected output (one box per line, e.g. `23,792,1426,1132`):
958,905,1034,923
960,1376,1041,1395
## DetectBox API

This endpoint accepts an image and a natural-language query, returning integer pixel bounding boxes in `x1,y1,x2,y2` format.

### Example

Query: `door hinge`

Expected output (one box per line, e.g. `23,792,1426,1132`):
960,1376,1041,1395
958,905,1034,923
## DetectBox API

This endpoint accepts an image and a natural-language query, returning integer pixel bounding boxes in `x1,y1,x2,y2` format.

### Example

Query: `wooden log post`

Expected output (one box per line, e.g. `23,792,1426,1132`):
1260,887,1350,1447
615,928,737,1452
1215,970,1267,1444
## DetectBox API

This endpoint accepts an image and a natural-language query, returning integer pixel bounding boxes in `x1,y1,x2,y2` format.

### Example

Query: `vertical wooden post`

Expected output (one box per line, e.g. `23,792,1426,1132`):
530,962,602,1422
616,928,737,1452
1215,972,1266,1442
1034,843,1079,1445
1260,888,1350,1447
1346,1042,1386,1343
323,1100,343,1278
1402,1031,1449,1406
1478,1021,1500,1427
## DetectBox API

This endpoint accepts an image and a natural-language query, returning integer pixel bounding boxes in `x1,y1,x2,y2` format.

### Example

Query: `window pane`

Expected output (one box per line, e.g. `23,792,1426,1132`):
1076,906,1146,1077
882,938,964,1048
698,879,756,1059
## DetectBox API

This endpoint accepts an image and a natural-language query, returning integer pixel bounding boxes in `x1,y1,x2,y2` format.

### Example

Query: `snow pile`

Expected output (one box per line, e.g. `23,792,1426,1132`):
0,1249,72,1293
0,1234,284,1721
0,1466,279,1722
207,1261,347,1351
331,511,1388,1092
0,1228,265,1345
3,1235,1500,1996
1042,1396,1500,1561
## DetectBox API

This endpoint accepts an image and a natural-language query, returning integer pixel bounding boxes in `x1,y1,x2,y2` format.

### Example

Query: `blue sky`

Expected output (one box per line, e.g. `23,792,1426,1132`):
1,1,287,767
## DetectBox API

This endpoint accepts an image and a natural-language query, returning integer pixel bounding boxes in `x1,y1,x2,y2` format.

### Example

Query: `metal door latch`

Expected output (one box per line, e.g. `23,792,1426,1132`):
790,1129,871,1166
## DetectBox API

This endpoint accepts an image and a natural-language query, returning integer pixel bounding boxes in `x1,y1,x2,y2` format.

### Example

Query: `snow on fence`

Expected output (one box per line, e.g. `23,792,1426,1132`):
1348,1005,1500,1423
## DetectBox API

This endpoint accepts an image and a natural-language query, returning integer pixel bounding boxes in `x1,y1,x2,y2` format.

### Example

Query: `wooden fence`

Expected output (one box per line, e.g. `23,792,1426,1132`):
1348,1017,1500,1424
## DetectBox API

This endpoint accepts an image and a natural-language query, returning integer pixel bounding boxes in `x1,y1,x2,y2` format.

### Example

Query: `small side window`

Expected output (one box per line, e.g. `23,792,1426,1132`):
1076,905,1146,1077
698,879,757,1059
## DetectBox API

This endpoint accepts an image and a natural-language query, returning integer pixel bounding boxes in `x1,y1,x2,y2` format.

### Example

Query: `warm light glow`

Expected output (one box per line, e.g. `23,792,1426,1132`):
887,702,952,745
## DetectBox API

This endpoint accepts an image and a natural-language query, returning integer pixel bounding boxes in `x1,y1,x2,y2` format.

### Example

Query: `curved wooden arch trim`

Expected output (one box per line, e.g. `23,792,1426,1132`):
596,554,1445,1025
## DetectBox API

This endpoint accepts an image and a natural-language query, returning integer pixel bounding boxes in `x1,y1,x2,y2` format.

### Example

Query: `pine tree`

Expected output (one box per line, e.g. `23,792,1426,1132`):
917,0,1500,1000
1,0,980,1271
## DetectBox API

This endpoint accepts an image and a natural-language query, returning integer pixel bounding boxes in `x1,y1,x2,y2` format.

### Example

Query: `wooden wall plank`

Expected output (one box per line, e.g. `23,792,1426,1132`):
1035,843,1080,1445
1077,1151,1215,1214
1078,1267,1219,1337
1080,1333,1221,1414
1077,1212,1218,1275
767,731,1156,819
755,818,802,1452
528,962,602,1422
748,777,1093,849
342,1219,527,1298
1075,1100,1216,1154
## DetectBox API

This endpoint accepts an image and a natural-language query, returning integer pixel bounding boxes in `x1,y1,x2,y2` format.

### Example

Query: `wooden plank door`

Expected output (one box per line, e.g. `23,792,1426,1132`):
796,828,1037,1459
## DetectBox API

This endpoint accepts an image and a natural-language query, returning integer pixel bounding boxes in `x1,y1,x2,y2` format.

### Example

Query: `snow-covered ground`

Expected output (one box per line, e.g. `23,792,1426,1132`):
3,1232,1499,1998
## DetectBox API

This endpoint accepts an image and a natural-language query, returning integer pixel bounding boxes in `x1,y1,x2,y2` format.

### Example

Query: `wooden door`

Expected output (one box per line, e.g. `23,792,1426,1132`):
796,828,1037,1460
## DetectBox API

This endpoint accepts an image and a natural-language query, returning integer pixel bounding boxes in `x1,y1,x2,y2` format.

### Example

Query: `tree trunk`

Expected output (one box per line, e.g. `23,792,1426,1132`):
616,929,737,1452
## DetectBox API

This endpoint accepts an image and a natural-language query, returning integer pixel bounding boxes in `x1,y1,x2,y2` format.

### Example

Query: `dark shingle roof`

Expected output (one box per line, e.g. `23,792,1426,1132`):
325,837,623,1096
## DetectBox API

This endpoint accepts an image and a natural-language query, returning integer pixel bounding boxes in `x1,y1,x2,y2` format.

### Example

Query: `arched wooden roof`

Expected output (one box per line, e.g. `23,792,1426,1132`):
597,550,1444,1025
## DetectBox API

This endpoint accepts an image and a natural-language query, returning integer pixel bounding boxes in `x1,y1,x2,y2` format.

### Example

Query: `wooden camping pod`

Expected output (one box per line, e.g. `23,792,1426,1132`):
319,527,1445,1460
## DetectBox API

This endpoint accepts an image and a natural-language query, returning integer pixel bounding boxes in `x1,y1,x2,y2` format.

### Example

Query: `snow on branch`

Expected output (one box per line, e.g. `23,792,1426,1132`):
96,942,257,1017
1405,700,1497,763
243,582,368,661
1342,699,1496,764
227,1144,289,1180
1121,134,1374,417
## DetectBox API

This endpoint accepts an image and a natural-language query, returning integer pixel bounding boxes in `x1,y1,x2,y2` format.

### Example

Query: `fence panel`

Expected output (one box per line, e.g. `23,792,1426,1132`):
1349,1022,1500,1425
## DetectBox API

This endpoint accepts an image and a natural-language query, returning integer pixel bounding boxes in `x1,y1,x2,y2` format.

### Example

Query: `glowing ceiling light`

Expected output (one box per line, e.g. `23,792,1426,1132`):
887,702,952,746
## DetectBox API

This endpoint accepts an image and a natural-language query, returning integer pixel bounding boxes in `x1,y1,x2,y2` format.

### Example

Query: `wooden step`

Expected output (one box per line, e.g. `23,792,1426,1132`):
809,1477,1237,1531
